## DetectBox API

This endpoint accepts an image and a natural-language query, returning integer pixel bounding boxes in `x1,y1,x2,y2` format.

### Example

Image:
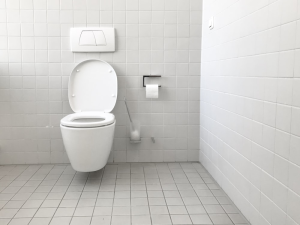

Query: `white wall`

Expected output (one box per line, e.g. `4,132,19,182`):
0,0,202,164
200,0,300,224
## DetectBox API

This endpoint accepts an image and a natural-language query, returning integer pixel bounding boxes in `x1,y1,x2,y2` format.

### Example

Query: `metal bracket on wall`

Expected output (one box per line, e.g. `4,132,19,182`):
143,75,162,87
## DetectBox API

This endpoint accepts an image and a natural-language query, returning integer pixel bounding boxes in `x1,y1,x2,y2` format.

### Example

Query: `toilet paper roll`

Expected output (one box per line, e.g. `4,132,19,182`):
146,84,159,98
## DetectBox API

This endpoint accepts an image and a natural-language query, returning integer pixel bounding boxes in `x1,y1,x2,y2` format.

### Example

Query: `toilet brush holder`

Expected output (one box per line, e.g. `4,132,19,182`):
130,120,141,143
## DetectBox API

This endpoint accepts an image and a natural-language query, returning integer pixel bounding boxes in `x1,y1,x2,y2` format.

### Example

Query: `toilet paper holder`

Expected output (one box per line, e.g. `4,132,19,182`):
143,75,162,87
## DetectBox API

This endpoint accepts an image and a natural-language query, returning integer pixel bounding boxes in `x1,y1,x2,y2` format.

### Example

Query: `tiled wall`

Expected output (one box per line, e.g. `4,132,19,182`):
0,0,202,164
200,0,300,224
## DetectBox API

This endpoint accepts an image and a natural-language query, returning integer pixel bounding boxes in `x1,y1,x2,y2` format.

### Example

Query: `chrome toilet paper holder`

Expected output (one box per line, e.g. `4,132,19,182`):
143,75,162,87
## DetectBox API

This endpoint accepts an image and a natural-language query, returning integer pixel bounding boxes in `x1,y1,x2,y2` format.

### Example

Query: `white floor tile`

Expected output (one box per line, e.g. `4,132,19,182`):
190,214,213,224
73,207,93,217
49,217,72,225
14,209,37,218
209,213,233,224
70,217,91,225
0,209,18,218
34,208,56,218
0,163,250,225
111,215,130,225
151,215,172,225
90,216,111,225
28,218,51,225
8,218,31,225
132,215,151,225
54,208,75,217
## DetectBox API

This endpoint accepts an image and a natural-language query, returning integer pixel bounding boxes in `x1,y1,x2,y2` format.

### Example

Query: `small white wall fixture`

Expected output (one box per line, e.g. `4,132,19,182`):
70,27,115,52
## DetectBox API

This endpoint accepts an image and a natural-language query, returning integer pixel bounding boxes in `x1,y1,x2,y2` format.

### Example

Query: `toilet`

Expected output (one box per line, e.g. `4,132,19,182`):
60,59,117,172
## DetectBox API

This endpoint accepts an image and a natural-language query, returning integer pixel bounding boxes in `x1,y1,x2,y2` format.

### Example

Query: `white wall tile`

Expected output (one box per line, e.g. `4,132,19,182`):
290,135,300,166
278,51,295,78
291,107,300,136
277,78,293,104
0,0,201,164
280,22,297,51
201,1,300,224
276,104,292,132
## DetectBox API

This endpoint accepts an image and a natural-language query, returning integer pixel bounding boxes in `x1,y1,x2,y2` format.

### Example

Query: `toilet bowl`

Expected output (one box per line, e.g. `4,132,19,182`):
60,59,118,172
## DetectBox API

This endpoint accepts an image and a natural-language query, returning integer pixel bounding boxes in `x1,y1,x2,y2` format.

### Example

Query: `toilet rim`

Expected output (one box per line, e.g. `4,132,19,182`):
60,112,115,128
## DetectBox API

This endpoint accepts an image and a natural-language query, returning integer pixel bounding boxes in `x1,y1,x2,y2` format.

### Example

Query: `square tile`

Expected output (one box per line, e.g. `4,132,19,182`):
49,217,72,225
131,198,148,206
131,206,149,215
96,199,113,207
150,206,169,215
15,209,37,218
190,214,212,224
4,201,25,209
204,205,225,213
41,200,60,208
168,206,188,214
199,197,219,204
148,198,166,206
171,215,192,224
216,197,231,204
91,216,111,225
151,215,172,225
182,197,201,205
228,214,248,224
179,190,197,197
7,218,31,225
77,199,96,207
22,200,43,209
111,215,130,225
115,191,130,198
186,205,206,214
54,208,75,217
165,198,184,206
209,214,233,224
74,207,94,217
93,207,112,216
222,205,239,214
0,209,19,219
113,198,130,206
163,191,180,198
147,191,164,198
97,192,114,199
132,215,151,225
112,206,130,215
59,200,78,208
70,217,91,225
34,208,56,217
29,218,51,225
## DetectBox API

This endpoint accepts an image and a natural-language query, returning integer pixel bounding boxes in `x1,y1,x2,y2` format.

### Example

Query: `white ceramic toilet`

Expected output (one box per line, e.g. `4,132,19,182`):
60,59,117,172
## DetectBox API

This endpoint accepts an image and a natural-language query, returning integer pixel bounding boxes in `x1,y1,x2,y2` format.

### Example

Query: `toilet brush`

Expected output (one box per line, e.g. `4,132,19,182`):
124,98,141,142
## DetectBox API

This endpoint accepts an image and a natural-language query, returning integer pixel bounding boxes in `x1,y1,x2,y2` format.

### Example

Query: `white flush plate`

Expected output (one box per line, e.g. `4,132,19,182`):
70,27,115,52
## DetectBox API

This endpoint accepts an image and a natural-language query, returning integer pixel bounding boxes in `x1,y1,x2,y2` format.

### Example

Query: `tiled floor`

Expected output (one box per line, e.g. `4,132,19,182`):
0,163,250,225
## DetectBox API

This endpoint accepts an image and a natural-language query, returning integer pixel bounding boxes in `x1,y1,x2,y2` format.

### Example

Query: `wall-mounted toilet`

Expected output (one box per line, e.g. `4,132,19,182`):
60,59,117,172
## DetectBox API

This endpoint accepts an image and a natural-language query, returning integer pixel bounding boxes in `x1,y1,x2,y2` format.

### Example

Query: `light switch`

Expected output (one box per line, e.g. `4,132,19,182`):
79,31,96,46
94,31,107,46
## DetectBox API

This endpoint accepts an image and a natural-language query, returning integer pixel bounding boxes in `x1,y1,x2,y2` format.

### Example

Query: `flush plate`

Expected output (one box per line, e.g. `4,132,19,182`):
70,27,115,52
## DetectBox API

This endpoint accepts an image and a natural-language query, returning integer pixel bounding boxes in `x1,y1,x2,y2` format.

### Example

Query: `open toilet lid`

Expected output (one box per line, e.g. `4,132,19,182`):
68,59,118,113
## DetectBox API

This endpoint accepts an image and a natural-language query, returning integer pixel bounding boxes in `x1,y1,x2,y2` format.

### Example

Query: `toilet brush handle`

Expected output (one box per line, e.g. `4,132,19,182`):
124,98,134,130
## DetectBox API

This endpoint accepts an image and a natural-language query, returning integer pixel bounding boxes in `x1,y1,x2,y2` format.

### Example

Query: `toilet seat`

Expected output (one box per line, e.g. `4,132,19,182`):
61,112,115,128
68,59,117,113
60,59,118,129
